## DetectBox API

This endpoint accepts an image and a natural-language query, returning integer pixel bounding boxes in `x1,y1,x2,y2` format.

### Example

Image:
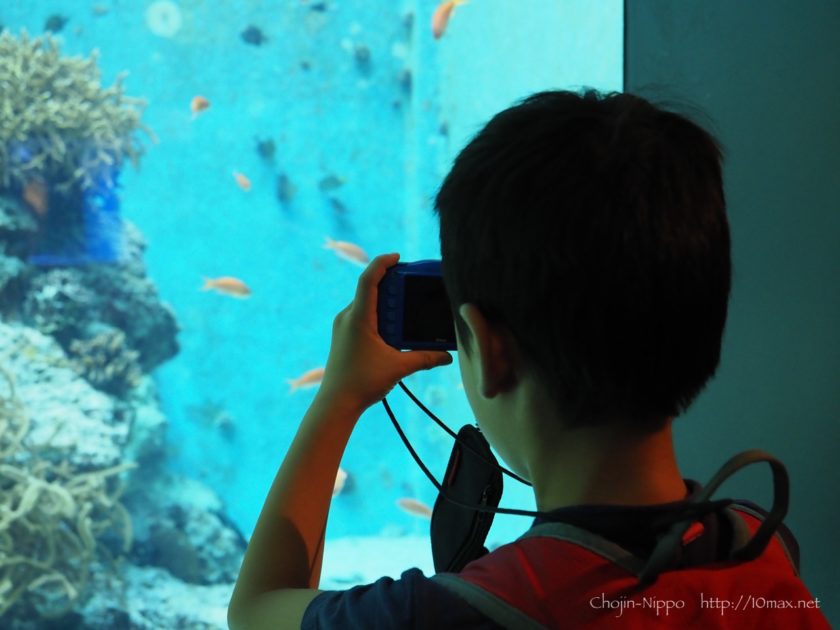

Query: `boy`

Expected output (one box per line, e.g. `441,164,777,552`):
228,89,829,628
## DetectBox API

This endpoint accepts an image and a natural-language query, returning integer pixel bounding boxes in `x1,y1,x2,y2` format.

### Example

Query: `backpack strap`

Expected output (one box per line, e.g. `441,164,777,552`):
431,451,791,627
431,509,794,630
728,500,800,574
638,449,789,585
430,522,638,630
430,572,548,630
517,521,649,574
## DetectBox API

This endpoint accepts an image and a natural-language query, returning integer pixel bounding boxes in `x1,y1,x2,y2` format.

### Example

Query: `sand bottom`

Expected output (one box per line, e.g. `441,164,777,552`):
319,534,435,590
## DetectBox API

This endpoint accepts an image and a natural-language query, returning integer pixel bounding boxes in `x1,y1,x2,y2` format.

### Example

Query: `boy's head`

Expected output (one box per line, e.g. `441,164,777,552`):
433,89,730,434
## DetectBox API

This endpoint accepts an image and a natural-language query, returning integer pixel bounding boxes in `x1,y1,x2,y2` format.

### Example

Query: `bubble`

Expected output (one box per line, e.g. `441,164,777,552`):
145,1,182,38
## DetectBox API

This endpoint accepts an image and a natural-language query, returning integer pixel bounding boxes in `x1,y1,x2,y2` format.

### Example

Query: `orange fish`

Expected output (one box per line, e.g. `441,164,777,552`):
432,0,467,39
396,497,434,519
191,95,210,118
22,179,49,216
323,237,369,266
287,367,325,393
233,171,252,191
201,276,252,298
333,467,348,497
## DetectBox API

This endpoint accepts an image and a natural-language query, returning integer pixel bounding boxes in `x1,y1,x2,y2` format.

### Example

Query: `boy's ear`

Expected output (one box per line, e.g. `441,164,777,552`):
458,304,518,398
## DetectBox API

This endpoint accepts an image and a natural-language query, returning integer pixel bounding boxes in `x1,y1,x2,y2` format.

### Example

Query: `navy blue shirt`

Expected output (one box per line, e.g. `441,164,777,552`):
302,480,789,629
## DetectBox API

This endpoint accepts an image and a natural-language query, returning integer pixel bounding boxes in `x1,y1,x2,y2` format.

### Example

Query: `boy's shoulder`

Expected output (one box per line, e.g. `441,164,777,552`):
302,567,506,629
301,495,728,628
434,504,827,629
303,495,827,629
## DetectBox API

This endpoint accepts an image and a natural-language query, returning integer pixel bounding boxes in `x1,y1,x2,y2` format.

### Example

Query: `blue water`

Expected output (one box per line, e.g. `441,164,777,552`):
2,0,621,553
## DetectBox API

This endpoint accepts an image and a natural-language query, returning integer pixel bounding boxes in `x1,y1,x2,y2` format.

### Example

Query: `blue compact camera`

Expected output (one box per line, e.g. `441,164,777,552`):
377,260,457,351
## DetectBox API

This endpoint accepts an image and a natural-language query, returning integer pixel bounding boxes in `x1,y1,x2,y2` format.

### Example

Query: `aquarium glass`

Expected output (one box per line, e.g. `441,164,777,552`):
0,1,621,625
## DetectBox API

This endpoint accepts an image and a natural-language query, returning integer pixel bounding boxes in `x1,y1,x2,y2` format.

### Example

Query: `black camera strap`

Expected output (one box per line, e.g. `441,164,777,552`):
383,382,549,573
430,424,503,572
381,382,790,578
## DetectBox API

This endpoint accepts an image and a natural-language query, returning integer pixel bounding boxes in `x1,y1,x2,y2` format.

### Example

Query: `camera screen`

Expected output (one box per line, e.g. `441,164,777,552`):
403,275,456,343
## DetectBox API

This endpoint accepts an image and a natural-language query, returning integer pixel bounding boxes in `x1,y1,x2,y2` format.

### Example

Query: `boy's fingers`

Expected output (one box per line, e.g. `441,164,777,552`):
355,253,400,323
403,351,453,375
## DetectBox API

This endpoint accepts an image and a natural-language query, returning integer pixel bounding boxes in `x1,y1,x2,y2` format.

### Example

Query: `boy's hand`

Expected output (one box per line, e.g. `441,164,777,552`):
317,253,453,416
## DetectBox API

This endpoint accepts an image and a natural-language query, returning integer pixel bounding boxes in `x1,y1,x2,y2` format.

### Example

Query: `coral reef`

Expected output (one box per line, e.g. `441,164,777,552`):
0,193,37,237
127,478,246,586
0,201,240,629
0,364,134,619
67,328,142,396
0,72,241,621
0,322,244,629
0,30,155,195
20,269,97,340
20,222,179,370
0,254,24,295
0,194,36,300
0,323,129,470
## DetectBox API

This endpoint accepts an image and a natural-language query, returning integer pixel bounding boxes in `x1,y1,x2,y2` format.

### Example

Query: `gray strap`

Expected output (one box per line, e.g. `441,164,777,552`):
430,457,790,626
518,522,648,575
638,450,789,584
722,505,754,550
430,573,548,630
727,503,797,572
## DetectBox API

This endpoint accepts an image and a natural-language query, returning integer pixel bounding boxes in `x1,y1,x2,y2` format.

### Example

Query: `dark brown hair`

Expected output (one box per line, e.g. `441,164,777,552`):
433,89,730,431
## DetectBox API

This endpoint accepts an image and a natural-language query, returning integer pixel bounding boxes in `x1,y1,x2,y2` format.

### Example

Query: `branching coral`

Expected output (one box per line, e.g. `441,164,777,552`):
0,29,156,195
0,365,135,619
68,329,142,396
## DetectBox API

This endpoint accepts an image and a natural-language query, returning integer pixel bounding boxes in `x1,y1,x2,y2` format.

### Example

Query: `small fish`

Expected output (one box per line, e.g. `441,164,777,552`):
191,95,210,118
431,0,467,39
380,469,393,488
333,467,348,497
255,137,276,161
276,173,297,204
287,367,325,393
353,44,371,67
309,1,328,12
329,197,347,214
22,180,49,216
323,237,369,266
397,497,433,519
318,174,345,192
241,25,267,46
92,5,110,17
233,171,252,191
397,68,412,94
424,384,447,406
44,14,69,33
402,11,415,31
201,276,252,298
187,400,235,438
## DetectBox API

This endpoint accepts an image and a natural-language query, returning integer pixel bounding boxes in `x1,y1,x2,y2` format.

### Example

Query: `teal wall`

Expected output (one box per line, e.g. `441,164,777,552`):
626,0,840,623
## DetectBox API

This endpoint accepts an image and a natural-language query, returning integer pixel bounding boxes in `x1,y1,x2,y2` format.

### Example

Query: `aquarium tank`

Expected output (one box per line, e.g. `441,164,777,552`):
0,1,621,626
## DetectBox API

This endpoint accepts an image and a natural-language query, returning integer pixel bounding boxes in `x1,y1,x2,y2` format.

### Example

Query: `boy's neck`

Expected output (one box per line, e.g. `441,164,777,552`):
529,419,687,511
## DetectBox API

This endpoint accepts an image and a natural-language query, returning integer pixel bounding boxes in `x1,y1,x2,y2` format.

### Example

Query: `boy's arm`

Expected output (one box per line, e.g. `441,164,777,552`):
227,390,361,630
228,253,452,630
